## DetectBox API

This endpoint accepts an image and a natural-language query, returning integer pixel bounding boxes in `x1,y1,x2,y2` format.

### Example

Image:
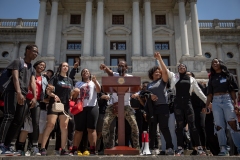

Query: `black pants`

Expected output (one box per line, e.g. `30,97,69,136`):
0,91,28,146
149,113,173,149
174,98,201,148
191,107,206,147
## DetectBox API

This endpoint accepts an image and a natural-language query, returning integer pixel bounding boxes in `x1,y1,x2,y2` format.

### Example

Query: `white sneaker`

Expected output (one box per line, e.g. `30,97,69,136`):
32,147,41,156
25,150,31,156
176,147,184,156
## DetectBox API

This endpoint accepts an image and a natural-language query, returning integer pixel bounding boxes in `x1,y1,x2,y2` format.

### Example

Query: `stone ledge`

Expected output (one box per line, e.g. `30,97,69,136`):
0,155,240,160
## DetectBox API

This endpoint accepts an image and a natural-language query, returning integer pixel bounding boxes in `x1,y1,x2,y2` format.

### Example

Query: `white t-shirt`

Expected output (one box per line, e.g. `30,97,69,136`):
75,81,97,107
109,72,132,106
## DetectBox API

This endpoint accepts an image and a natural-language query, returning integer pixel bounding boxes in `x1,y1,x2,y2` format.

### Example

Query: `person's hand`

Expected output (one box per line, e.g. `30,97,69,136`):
92,75,97,83
54,95,60,102
202,107,211,114
73,62,79,69
154,52,162,60
131,94,139,99
101,95,110,100
99,64,106,70
29,97,37,108
150,94,158,101
47,84,54,92
17,92,25,105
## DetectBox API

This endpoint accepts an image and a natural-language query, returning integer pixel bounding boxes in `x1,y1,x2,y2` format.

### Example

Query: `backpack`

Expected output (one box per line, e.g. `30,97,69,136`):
0,58,25,99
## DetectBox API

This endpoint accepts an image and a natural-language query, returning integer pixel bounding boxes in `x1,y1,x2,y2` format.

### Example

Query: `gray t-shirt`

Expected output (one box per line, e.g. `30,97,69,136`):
147,79,168,105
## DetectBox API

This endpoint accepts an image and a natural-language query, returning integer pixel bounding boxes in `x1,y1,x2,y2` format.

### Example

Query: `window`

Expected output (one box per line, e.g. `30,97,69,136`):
67,41,81,50
205,52,211,58
67,56,81,66
155,15,166,25
112,15,124,25
110,42,126,50
162,56,170,66
155,42,169,50
229,69,238,84
227,52,233,58
70,15,81,24
2,51,9,58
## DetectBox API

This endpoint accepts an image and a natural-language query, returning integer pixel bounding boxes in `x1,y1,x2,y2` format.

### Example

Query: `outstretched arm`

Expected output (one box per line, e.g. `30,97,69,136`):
99,63,113,76
154,52,168,83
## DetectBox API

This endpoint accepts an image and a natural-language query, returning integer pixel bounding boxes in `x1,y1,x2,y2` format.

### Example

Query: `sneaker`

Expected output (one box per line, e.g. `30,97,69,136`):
175,147,184,156
18,150,25,156
82,150,90,156
40,148,47,156
165,148,174,155
25,150,31,156
60,149,68,156
69,148,77,156
197,147,206,156
32,146,41,156
90,146,96,155
190,149,198,155
77,151,82,156
0,145,6,154
158,151,165,155
4,145,16,156
218,150,229,156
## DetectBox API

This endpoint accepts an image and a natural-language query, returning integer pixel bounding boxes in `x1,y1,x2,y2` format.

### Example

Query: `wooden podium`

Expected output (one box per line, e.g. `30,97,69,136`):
102,76,141,155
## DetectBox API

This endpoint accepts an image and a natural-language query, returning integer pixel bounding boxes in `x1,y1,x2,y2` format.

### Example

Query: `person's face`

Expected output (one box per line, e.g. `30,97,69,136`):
118,61,127,71
61,62,69,73
46,71,53,79
178,64,187,74
142,83,148,91
27,47,38,60
81,69,91,79
186,72,192,77
36,62,45,73
152,69,162,80
211,59,221,71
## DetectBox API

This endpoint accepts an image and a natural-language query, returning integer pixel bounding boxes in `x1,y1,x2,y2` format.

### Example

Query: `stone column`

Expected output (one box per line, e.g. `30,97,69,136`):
35,0,47,54
83,0,93,56
13,41,20,60
178,0,189,56
46,0,59,57
132,0,141,56
144,0,153,56
95,0,104,56
190,0,202,57
216,43,223,60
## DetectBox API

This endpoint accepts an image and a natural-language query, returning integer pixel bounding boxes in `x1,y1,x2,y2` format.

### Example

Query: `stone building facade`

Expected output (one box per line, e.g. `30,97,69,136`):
0,0,239,84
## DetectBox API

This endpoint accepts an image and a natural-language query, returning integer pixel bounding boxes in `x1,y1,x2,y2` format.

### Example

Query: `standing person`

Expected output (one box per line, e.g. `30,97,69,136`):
146,52,174,155
96,89,110,154
17,61,48,156
186,71,207,155
40,62,73,156
167,63,207,156
70,68,101,155
0,44,38,155
100,61,139,149
203,58,240,156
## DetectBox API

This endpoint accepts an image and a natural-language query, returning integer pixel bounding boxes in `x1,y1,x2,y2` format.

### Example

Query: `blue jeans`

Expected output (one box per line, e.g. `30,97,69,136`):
212,94,240,153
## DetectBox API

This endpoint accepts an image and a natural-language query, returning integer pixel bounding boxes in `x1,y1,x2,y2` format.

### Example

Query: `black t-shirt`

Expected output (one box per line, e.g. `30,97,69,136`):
130,95,144,110
207,72,238,95
49,75,73,106
176,74,190,99
6,59,34,96
97,92,108,114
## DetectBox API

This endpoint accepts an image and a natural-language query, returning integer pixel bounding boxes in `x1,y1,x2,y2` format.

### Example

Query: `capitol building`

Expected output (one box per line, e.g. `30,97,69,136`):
0,0,239,84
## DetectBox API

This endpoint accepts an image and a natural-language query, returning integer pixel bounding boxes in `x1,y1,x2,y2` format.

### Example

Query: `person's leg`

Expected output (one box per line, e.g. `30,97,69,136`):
58,114,69,155
124,106,139,149
102,105,116,149
174,104,184,148
96,114,104,151
108,117,116,148
38,110,47,150
67,114,75,150
125,119,131,147
135,109,143,148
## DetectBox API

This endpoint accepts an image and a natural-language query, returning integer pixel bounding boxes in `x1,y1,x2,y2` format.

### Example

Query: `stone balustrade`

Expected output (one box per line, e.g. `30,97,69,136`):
199,19,240,29
0,18,38,28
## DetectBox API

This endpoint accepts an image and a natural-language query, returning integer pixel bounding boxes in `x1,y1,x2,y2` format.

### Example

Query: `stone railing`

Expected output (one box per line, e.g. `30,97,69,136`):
0,18,38,28
199,19,240,29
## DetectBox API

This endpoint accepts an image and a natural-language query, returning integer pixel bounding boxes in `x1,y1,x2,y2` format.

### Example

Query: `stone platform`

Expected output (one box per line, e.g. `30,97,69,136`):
0,155,240,160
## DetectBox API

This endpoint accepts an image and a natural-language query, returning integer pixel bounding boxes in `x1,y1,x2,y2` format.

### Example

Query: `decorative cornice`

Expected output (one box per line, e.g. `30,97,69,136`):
0,28,37,34
62,26,84,35
152,27,174,36
105,26,131,36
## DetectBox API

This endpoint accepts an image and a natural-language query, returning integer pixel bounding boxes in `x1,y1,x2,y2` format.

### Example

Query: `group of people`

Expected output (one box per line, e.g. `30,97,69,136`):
0,44,239,157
